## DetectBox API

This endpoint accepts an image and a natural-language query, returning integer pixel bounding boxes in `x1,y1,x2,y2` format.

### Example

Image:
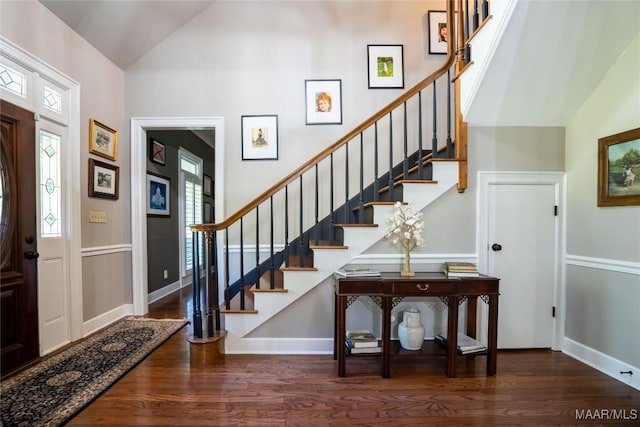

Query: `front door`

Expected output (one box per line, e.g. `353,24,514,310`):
1,100,39,374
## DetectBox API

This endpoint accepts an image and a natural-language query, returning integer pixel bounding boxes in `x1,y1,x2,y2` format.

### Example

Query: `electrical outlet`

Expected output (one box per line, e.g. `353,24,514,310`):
89,211,107,223
163,270,168,279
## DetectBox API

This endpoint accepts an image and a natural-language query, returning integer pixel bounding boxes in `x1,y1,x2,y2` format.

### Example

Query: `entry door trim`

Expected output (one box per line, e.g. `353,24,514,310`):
477,171,567,350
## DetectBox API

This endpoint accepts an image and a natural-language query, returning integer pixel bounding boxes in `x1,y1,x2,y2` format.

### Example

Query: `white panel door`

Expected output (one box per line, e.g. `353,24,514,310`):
487,183,556,349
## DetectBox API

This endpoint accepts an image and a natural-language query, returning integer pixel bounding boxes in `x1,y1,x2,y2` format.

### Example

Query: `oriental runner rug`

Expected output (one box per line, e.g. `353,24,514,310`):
1,316,188,426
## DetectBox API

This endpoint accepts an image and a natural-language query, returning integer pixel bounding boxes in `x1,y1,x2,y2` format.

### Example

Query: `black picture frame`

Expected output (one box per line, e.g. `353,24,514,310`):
146,172,171,216
305,79,343,125
241,115,279,160
367,45,404,89
88,158,119,200
150,138,166,165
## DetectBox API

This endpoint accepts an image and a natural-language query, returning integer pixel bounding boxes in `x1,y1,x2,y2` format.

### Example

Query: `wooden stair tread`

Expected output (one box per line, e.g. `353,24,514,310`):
251,287,288,293
309,244,348,250
221,309,258,314
280,266,318,272
334,223,378,228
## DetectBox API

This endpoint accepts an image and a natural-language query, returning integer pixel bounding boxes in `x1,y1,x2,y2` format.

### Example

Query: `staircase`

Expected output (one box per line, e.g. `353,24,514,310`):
223,160,459,353
190,0,493,353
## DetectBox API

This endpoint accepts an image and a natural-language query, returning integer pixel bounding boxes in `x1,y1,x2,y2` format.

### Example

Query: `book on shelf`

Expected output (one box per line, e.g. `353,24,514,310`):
335,267,381,278
443,262,478,271
434,333,487,354
345,342,382,354
444,270,480,277
442,262,479,277
346,329,379,348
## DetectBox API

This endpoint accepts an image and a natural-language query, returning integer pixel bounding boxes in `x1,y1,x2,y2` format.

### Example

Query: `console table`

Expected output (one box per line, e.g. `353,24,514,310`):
334,272,499,378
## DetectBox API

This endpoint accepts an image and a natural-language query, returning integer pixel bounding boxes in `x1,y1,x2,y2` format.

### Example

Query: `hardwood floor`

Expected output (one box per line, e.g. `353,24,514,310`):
68,286,640,426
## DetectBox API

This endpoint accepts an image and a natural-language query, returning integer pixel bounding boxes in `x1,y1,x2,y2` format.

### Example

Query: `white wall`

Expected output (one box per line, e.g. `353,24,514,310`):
124,0,446,219
564,34,640,385
0,1,131,321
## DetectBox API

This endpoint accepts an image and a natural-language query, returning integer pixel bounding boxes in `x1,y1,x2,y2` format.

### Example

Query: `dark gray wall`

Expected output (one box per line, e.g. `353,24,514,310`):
146,130,214,294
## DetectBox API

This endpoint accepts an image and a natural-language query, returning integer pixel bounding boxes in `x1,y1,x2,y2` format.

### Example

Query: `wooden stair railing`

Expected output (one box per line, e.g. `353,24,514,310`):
190,0,490,339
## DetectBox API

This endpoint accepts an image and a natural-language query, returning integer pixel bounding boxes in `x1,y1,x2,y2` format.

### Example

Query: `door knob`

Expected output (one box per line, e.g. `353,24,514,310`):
491,243,502,252
24,251,40,260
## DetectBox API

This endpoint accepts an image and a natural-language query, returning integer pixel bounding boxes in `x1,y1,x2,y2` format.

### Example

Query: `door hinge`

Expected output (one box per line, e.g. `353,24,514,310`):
552,306,556,317
34,112,40,122
554,205,558,216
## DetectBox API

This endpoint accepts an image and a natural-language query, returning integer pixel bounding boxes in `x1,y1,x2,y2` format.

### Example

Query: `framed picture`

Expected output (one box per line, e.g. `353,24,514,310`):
89,118,118,161
241,115,279,160
305,79,342,125
203,174,212,197
203,201,212,223
367,45,404,89
428,10,450,55
150,138,166,165
146,172,171,216
88,158,119,200
597,127,640,207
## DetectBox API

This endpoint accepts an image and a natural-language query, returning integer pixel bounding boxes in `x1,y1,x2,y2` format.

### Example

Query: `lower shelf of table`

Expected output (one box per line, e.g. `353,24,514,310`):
345,339,488,358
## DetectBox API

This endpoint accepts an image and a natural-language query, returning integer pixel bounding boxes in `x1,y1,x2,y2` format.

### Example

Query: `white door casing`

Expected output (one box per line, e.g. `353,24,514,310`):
477,171,567,351
1,37,82,354
130,117,225,315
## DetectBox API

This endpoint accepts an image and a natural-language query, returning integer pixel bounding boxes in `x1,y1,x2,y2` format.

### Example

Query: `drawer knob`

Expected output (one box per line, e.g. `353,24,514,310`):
416,284,430,291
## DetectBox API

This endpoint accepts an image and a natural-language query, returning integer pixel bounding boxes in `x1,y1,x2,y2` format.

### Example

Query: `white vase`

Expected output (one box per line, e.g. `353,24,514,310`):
398,307,425,350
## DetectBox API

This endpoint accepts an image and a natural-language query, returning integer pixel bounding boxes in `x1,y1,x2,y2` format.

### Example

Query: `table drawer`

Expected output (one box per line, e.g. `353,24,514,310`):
392,280,454,296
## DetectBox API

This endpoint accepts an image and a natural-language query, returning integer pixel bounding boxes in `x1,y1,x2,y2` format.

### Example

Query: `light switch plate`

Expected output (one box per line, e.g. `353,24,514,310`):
89,211,107,223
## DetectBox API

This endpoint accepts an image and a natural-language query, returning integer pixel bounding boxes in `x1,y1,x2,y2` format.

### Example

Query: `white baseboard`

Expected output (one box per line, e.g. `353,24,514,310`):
82,304,133,337
148,280,182,304
225,338,334,354
563,337,639,391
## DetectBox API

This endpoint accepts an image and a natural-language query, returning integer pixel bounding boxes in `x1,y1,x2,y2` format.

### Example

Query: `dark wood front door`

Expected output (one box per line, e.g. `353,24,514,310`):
1,100,39,375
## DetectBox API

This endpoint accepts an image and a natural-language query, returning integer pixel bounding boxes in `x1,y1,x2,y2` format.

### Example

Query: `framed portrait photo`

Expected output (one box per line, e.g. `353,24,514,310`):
89,118,118,161
150,138,166,165
428,10,450,55
367,45,404,89
241,115,278,160
305,79,342,125
597,127,640,207
147,172,171,216
88,158,119,200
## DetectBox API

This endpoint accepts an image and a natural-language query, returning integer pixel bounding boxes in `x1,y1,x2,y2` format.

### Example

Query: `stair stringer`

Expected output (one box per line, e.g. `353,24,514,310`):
223,161,459,354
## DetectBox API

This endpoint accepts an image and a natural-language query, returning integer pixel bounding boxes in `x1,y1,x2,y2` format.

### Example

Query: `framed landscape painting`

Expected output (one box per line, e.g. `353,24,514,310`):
597,127,640,207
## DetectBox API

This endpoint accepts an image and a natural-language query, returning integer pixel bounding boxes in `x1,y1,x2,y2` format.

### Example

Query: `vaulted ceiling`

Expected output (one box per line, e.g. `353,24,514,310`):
39,0,639,127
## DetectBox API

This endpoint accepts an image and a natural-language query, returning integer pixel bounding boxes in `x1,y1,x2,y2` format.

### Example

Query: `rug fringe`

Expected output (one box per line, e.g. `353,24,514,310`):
124,316,188,322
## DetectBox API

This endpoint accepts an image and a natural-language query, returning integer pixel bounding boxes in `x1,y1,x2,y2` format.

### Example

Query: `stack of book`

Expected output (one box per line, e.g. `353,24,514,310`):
345,329,381,354
435,333,487,355
335,268,381,278
442,262,479,277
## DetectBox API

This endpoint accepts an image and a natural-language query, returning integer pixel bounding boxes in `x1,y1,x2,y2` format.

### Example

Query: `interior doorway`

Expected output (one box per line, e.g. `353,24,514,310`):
130,117,225,316
477,171,566,350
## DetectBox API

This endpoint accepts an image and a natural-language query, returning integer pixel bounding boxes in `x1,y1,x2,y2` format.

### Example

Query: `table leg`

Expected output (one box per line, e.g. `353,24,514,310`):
466,296,478,339
382,295,391,378
487,294,498,376
337,295,347,377
446,295,459,377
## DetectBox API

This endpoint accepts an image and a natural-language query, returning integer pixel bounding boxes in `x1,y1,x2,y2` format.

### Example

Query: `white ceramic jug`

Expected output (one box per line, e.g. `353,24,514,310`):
398,307,425,350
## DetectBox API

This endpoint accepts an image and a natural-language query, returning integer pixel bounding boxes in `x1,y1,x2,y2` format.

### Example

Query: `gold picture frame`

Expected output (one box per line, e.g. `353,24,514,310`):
597,127,640,207
89,118,118,161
